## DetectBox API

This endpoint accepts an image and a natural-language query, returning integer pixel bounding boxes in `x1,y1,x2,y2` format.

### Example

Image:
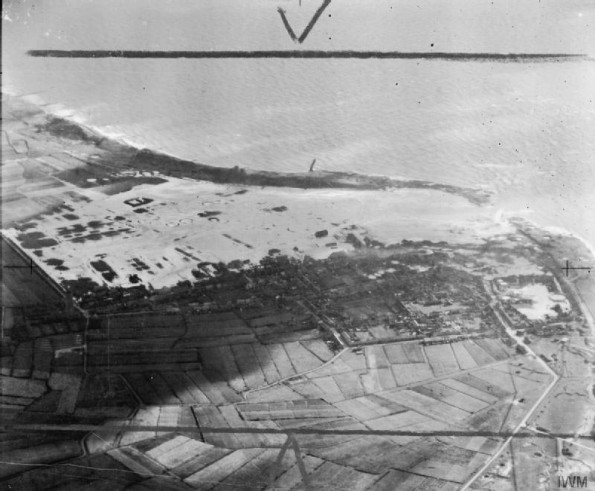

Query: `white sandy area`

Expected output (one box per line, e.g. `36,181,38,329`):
508,284,571,321
5,177,512,288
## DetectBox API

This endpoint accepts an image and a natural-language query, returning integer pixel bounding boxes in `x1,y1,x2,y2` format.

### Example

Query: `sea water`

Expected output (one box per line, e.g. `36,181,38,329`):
3,0,595,248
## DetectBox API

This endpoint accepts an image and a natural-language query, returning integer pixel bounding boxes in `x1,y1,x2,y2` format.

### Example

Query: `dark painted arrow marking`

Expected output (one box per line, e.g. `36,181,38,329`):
278,0,332,44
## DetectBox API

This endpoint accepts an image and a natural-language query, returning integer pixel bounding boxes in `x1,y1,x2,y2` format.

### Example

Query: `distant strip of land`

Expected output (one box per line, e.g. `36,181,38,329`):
27,50,591,62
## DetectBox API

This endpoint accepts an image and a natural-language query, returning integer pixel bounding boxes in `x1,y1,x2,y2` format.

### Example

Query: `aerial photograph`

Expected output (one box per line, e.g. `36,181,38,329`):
1,0,594,489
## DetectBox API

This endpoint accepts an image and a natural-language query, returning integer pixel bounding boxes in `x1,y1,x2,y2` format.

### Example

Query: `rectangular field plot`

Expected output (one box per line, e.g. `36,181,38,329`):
149,437,214,471
454,373,511,399
170,447,233,480
388,419,449,445
280,417,367,449
365,345,391,369
208,448,281,490
251,343,281,384
300,339,334,363
215,345,245,392
332,371,366,399
186,370,242,404
245,384,302,403
309,357,356,378
158,405,184,427
412,450,486,484
391,363,434,386
366,410,430,430
509,371,549,393
237,399,342,420
462,340,496,366
366,394,409,413
494,362,552,386
198,346,242,391
381,389,470,423
160,372,210,405
360,368,396,393
183,448,266,487
230,344,266,389
372,471,454,491
305,460,379,490
108,313,184,331
336,440,430,475
310,376,346,403
146,435,197,462
471,367,515,393
383,344,407,364
268,455,325,490
438,436,501,455
310,435,395,467
383,439,445,471
413,382,489,413
86,348,202,372
424,344,460,376
451,342,478,370
339,350,368,371
217,405,279,448
123,372,178,405
402,342,426,363
284,341,325,373
191,406,243,448
184,312,252,338
334,396,399,421
257,328,320,344
474,338,510,361
265,344,296,379
247,311,293,328
440,378,499,404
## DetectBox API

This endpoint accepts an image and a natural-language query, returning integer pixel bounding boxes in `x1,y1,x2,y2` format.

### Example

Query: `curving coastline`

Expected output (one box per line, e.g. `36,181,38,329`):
129,147,492,205
37,114,492,206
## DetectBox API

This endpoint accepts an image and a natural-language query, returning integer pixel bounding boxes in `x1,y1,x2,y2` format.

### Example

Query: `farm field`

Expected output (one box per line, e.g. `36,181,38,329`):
3,334,554,489
1,265,560,491
252,337,515,405
83,310,336,405
223,338,552,487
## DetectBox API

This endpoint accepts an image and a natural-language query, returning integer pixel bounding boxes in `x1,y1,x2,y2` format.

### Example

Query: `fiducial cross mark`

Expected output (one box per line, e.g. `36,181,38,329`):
2,258,39,275
561,259,592,277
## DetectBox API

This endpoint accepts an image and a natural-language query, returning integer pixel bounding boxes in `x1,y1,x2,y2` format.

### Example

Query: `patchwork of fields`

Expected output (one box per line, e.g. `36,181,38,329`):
1,216,560,489
52,337,553,490
1,263,557,490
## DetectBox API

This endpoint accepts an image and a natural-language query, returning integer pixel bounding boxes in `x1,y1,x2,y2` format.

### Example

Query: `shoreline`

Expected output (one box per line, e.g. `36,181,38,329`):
500,208,595,265
510,216,595,339
512,215,595,269
540,225,595,264
128,146,492,205
508,216,595,270
6,92,491,206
